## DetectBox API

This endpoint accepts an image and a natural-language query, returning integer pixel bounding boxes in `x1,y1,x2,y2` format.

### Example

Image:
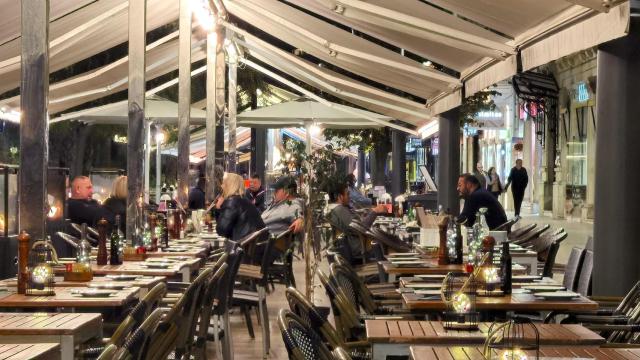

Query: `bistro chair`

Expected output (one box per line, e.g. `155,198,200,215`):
233,231,276,358
265,229,297,288
576,249,594,296
116,308,164,360
329,262,406,316
54,231,80,249
146,267,211,360
540,241,561,278
239,227,270,264
512,223,550,246
495,217,519,234
278,309,335,360
507,223,536,241
318,269,362,342
545,280,640,325
562,247,586,292
70,222,99,246
367,227,412,253
193,262,228,360
79,283,167,359
95,344,117,360
333,255,396,299
285,287,370,359
212,243,244,360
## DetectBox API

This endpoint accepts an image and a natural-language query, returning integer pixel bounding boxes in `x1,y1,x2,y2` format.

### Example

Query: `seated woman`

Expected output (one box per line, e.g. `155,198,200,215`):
104,175,127,233
215,173,266,242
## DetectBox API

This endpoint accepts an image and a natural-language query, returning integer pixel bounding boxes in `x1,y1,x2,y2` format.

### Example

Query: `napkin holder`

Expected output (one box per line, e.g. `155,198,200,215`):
124,253,148,261
64,270,93,282
415,207,446,249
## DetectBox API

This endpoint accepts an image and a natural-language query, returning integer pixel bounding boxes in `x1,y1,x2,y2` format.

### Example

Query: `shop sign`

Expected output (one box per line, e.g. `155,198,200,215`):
576,82,590,102
432,137,439,156
113,134,127,144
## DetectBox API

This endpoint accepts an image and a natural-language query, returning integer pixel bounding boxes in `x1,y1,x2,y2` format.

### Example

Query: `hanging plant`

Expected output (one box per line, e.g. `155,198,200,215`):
459,89,502,128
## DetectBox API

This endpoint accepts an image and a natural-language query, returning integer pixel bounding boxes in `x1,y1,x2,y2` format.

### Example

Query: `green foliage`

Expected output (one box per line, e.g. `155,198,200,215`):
459,89,502,127
323,127,390,152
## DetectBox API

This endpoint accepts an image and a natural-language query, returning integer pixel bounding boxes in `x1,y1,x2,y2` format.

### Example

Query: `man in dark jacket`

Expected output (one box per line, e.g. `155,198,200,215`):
505,159,529,218
245,174,266,213
67,176,113,227
456,174,507,229
188,177,206,210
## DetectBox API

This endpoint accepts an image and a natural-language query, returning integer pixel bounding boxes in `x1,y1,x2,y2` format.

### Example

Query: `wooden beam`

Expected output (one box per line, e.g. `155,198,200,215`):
177,0,192,205
205,31,217,203
19,0,50,242
127,0,146,242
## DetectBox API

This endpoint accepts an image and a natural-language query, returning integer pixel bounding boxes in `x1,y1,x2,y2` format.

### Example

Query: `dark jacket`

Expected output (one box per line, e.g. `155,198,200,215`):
507,167,528,193
457,188,507,229
188,187,206,210
215,195,266,241
103,197,126,233
68,198,114,227
245,187,266,213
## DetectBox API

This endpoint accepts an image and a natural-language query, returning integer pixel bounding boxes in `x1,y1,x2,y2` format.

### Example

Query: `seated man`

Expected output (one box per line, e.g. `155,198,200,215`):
67,176,113,227
346,174,372,209
261,176,304,236
327,181,386,260
245,174,266,213
456,173,507,229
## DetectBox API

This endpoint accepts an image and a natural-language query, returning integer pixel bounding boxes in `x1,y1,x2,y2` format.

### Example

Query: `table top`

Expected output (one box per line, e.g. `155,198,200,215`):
89,258,201,277
0,276,164,289
0,286,139,308
0,312,102,336
410,346,640,360
0,343,60,360
365,320,604,346
402,292,598,311
381,261,527,275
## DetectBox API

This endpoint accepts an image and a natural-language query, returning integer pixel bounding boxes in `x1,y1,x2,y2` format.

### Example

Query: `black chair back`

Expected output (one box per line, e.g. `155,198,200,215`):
277,309,334,360
214,243,244,315
541,241,560,278
563,247,586,291
576,249,594,296
508,223,536,241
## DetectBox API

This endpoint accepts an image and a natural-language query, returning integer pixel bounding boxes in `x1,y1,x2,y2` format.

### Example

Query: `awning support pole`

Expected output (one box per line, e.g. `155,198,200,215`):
177,0,192,205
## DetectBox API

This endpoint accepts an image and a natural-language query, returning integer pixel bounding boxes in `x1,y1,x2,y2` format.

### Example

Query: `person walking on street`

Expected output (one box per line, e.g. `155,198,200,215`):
487,167,503,199
474,162,489,190
505,159,528,218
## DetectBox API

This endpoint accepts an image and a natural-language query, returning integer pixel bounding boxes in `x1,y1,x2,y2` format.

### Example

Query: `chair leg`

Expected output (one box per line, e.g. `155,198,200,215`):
223,313,234,360
241,305,255,338
212,315,222,360
257,285,270,358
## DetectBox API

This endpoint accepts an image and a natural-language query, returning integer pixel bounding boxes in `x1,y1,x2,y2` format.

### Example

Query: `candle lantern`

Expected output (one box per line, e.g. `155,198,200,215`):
484,316,540,360
441,272,479,330
26,238,58,296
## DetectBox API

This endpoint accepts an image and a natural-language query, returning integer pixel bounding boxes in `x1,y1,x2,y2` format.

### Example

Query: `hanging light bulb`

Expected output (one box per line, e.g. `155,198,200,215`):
499,349,528,360
452,292,471,313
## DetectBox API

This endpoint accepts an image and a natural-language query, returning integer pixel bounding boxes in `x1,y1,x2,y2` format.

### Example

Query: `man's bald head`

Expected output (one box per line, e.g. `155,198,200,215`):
71,176,93,200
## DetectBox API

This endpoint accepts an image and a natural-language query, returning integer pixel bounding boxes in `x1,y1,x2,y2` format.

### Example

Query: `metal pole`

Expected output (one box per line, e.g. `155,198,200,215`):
205,31,217,203
215,28,226,178
144,121,151,204
177,0,192,205
304,120,312,299
391,130,407,198
127,0,146,241
19,0,49,242
437,109,461,215
155,125,162,204
227,59,238,172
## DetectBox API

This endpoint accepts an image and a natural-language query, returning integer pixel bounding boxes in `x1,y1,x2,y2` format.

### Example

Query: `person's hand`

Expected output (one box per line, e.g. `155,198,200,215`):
214,196,224,210
373,204,387,214
289,218,304,233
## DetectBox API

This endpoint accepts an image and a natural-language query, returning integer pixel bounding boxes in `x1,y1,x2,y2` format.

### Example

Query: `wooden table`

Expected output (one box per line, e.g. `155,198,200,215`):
0,344,61,360
402,292,598,312
382,261,527,282
366,320,604,360
0,287,139,310
411,346,640,360
54,258,202,282
0,276,165,297
0,313,102,359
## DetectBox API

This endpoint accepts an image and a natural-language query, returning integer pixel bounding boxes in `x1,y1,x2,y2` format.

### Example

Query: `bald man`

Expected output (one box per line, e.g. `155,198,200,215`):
67,176,113,227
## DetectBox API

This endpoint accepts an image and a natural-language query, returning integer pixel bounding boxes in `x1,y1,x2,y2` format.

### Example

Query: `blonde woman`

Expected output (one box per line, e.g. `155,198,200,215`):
214,173,265,241
104,175,127,232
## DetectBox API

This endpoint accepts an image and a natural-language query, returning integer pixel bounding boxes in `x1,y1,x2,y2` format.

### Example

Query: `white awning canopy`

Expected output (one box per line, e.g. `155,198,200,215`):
237,97,389,129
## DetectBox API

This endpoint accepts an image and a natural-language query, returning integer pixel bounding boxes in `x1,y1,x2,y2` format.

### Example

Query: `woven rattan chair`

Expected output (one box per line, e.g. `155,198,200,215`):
79,283,167,359
95,344,117,360
285,287,369,359
212,243,244,360
278,309,335,360
116,308,163,360
318,270,362,342
266,229,297,288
